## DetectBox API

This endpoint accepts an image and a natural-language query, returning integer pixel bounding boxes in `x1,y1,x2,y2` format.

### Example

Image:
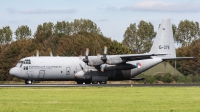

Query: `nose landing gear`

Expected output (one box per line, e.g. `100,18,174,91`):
25,80,32,84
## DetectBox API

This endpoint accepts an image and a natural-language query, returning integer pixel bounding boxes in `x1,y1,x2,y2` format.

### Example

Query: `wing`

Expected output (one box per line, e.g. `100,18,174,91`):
120,54,195,62
119,53,165,61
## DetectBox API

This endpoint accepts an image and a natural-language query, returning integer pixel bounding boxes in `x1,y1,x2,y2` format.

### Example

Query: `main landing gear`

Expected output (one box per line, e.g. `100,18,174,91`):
25,80,32,84
76,81,107,84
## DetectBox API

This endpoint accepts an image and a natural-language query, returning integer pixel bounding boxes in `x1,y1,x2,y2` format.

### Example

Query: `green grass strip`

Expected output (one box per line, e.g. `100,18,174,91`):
0,87,200,112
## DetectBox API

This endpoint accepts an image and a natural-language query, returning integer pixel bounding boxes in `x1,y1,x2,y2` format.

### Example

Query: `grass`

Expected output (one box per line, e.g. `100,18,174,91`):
0,87,200,112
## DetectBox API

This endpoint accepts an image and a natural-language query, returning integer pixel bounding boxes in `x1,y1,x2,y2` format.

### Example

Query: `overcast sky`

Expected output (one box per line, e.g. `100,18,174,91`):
1,0,200,42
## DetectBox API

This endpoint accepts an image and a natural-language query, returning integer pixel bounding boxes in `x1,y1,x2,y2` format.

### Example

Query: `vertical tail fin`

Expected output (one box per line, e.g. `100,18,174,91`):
149,19,176,58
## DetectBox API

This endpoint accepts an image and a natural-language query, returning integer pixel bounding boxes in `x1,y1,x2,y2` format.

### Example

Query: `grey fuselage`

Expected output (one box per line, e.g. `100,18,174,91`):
10,56,162,82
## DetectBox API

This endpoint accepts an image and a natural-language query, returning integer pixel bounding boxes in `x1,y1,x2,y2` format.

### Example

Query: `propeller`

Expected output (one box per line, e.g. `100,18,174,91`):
82,48,89,64
49,51,53,57
104,46,107,54
36,50,39,57
79,62,87,73
101,46,107,63
100,64,107,72
79,63,84,71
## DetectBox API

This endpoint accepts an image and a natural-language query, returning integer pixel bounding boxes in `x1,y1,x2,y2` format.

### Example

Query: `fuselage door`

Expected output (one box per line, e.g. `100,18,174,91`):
39,70,45,79
66,67,70,75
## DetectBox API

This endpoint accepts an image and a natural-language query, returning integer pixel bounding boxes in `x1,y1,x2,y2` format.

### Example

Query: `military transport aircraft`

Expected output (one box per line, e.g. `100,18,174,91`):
9,19,194,84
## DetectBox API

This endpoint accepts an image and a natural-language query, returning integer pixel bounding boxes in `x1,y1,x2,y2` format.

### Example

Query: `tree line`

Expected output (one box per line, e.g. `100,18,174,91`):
0,19,200,81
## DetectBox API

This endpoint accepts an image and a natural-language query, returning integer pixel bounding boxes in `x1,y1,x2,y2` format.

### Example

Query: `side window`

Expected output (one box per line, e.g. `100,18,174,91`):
23,66,28,70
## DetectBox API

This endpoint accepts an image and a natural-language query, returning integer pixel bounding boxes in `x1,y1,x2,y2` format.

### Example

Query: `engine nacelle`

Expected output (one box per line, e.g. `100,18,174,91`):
87,56,125,66
87,56,104,66
106,56,125,65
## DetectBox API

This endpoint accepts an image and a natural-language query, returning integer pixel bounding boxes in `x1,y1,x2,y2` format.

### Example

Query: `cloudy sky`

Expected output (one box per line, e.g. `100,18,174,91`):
1,0,200,42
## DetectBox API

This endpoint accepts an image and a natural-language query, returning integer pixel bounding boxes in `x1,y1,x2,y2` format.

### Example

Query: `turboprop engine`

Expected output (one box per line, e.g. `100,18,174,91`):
82,46,125,66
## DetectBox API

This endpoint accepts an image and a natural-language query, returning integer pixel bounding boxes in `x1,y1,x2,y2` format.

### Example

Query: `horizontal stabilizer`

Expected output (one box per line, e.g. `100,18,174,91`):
162,57,196,61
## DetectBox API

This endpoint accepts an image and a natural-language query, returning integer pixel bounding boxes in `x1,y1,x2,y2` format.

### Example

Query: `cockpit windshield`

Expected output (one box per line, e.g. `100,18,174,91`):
16,59,31,67
18,61,23,64
16,61,24,67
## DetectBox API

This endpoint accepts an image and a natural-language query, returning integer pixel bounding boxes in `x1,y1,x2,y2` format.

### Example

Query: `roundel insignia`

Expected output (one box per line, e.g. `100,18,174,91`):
136,62,142,68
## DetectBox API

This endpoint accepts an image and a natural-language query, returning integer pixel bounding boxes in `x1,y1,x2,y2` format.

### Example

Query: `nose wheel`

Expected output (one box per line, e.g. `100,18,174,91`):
25,80,32,84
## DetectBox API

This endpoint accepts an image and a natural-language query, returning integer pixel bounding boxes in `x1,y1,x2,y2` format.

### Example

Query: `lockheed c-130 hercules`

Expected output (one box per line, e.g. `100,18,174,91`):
9,19,194,84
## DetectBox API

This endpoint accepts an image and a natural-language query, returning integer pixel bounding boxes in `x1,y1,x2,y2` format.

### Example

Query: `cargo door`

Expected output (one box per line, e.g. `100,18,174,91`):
39,70,45,79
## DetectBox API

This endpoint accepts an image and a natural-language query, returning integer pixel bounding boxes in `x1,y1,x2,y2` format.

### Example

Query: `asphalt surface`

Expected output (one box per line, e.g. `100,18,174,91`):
0,84,200,87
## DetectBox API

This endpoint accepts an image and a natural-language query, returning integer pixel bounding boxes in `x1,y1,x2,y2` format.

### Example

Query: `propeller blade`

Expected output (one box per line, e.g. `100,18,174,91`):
36,50,39,57
79,63,87,73
85,48,89,56
100,64,107,72
83,48,89,64
104,46,107,55
50,51,53,57
101,46,108,63
79,63,84,70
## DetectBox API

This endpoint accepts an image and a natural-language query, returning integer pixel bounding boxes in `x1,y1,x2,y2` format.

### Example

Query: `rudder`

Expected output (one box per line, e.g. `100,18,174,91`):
149,19,176,58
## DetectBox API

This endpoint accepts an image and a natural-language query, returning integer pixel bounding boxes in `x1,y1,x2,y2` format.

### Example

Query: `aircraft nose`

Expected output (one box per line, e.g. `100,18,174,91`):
9,67,21,78
9,68,14,75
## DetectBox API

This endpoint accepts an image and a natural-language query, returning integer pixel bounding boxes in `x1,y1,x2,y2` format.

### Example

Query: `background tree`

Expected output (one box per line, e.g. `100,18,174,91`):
15,25,32,40
0,26,12,44
172,24,177,43
54,21,72,37
0,29,3,45
71,19,102,35
174,20,200,46
34,22,54,42
122,20,156,53
122,23,137,53
176,39,200,76
136,21,156,53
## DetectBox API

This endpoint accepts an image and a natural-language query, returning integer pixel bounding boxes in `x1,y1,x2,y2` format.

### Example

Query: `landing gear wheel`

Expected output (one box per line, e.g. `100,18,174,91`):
85,81,91,84
25,80,32,84
92,81,98,84
99,81,107,84
76,80,83,84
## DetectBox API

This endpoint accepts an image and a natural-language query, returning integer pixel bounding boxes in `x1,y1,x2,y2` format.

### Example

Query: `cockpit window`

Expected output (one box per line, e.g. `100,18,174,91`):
16,59,31,68
20,61,23,68
16,60,24,67
24,59,31,64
